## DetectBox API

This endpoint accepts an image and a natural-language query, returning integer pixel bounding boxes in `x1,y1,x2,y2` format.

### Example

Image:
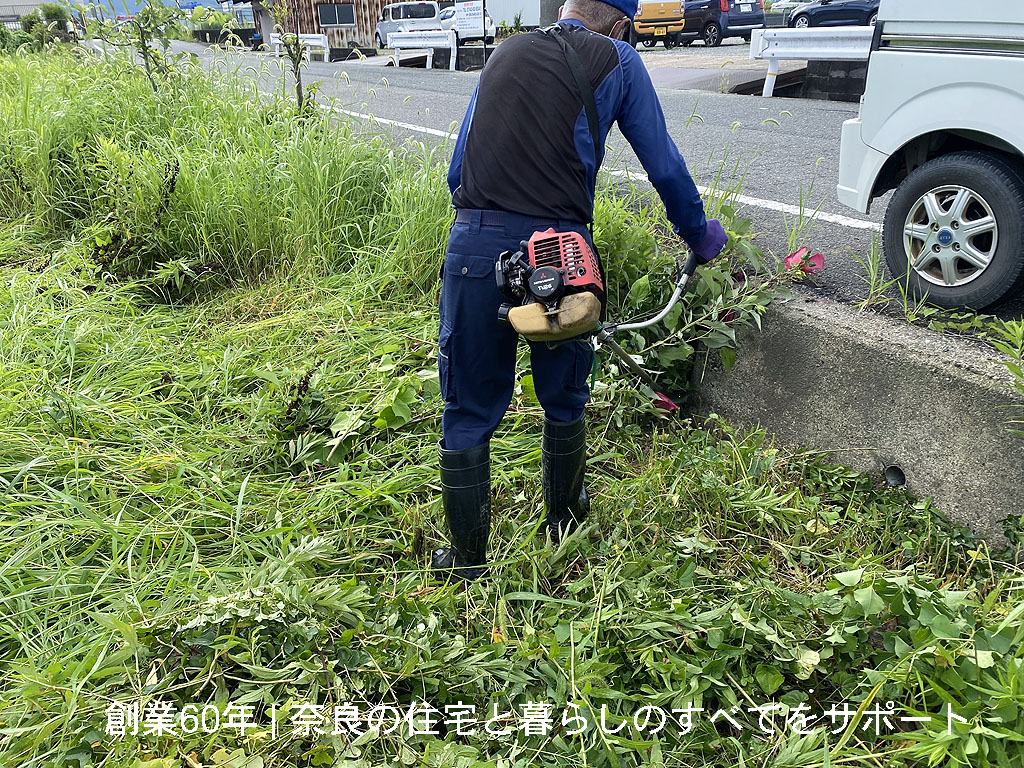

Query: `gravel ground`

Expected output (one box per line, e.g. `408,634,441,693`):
636,37,805,74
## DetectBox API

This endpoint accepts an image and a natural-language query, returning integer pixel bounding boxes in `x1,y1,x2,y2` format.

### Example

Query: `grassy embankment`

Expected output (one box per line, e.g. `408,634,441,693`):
0,51,1022,768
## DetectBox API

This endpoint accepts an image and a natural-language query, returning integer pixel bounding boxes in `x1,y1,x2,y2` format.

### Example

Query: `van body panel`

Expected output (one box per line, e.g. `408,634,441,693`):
682,0,765,42
375,1,442,44
838,0,1024,207
634,0,686,38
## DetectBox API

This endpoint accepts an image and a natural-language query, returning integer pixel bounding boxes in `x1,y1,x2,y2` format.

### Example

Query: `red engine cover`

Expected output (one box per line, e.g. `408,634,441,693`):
526,229,604,293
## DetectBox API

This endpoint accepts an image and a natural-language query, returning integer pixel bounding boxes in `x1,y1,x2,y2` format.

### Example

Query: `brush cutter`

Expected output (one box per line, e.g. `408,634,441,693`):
496,230,701,412
592,249,699,413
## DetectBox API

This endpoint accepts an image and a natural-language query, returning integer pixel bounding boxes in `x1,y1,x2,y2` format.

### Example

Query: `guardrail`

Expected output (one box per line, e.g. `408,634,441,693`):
387,30,457,71
268,33,329,60
750,26,873,96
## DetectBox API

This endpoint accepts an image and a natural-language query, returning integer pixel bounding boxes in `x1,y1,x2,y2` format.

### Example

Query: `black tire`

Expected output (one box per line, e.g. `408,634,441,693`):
703,22,721,47
375,33,385,48
882,151,1024,310
791,14,810,28
664,35,679,48
642,38,656,47
485,36,493,44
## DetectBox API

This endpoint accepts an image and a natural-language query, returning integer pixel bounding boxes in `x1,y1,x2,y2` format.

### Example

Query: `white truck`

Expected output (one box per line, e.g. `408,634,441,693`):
837,0,1024,309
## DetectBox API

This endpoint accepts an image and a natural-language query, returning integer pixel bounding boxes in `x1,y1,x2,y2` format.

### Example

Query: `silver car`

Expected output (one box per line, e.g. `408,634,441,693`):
375,1,442,48
768,0,810,15
438,6,496,44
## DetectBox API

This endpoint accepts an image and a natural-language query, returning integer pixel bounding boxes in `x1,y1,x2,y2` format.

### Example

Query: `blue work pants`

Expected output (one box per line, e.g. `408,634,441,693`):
438,210,595,451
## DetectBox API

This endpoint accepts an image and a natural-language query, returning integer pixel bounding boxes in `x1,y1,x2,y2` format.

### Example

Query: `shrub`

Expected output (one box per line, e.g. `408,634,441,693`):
18,11,40,33
17,3,70,45
40,2,69,21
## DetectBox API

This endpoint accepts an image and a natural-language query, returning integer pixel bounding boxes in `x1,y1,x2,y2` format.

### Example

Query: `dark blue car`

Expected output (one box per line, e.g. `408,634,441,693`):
788,0,879,28
682,0,766,47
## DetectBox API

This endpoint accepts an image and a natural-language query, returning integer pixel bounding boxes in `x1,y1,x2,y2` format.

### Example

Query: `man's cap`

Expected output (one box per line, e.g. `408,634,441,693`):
603,0,640,19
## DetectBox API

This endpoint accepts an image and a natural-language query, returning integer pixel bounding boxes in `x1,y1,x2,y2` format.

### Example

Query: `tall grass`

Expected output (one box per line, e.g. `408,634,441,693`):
0,50,1022,768
0,50,451,299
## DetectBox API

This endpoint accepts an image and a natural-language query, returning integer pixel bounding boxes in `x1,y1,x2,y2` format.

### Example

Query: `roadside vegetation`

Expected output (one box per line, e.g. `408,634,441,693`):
1,47,1023,768
846,235,1024,443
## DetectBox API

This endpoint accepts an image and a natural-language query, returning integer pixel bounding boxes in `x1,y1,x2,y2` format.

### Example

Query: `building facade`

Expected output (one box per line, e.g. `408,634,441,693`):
252,0,389,51
1,2,43,30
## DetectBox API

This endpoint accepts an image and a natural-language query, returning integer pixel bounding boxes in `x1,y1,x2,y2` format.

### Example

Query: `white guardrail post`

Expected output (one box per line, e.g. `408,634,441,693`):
750,27,874,97
387,30,458,71
268,32,329,61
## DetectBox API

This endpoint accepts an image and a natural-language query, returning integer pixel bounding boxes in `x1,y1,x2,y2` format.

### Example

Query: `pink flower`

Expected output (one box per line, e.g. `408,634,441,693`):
804,253,825,274
654,392,679,414
783,247,809,270
783,247,825,275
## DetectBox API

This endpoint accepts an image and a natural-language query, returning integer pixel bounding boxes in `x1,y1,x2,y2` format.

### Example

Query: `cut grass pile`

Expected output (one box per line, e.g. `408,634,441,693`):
0,50,1022,768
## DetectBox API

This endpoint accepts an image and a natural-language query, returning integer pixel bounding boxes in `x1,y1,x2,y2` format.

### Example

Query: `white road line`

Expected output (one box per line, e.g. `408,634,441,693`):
328,104,455,138
327,104,880,232
727,192,880,231
602,170,880,232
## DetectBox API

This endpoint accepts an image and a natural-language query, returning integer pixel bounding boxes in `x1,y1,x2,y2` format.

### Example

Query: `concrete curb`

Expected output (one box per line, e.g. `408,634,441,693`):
694,295,1024,545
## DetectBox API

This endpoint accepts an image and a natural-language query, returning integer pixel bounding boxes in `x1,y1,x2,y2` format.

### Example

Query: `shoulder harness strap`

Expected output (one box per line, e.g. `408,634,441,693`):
541,23,601,173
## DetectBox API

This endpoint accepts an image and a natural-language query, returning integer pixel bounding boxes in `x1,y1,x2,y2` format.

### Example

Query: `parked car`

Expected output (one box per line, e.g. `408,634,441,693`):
837,0,1024,309
630,0,686,48
788,0,878,28
375,1,442,48
768,0,810,16
681,0,766,48
438,6,495,43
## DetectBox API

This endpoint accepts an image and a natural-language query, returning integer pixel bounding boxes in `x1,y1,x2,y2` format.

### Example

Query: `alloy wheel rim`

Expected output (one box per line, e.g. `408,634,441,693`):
705,26,718,44
902,185,999,288
794,16,808,27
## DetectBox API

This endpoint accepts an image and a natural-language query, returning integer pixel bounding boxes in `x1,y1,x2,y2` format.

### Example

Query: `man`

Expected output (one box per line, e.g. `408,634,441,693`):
432,0,728,580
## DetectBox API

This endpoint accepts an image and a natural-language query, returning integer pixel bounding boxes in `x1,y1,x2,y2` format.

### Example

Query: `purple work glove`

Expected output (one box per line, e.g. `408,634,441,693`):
691,218,728,264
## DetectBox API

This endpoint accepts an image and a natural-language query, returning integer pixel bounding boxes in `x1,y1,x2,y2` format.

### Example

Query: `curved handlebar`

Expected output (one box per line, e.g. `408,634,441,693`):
600,249,700,336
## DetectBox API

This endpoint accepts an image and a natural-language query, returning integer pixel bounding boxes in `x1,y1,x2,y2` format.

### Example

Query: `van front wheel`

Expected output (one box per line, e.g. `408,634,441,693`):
882,151,1024,309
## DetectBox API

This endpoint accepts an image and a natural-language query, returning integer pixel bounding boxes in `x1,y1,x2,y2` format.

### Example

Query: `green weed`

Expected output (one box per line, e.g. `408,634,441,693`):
0,48,1021,768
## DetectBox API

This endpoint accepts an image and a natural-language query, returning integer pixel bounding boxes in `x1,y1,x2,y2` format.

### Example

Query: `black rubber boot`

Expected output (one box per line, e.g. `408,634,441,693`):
542,415,590,543
430,440,490,581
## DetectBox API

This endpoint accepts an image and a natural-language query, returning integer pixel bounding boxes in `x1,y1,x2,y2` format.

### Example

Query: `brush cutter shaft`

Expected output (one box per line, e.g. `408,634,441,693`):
600,336,660,390
611,274,690,334
603,250,698,336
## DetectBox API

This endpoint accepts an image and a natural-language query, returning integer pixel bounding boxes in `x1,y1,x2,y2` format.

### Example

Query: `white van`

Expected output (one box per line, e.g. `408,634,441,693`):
375,1,442,48
837,0,1024,309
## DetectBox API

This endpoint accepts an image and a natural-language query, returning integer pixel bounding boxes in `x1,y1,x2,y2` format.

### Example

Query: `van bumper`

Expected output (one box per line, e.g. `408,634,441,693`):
723,22,765,34
635,21,686,34
837,118,889,215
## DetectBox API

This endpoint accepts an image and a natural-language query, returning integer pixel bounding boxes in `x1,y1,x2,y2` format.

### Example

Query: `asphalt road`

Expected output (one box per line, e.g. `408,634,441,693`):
283,47,880,304
184,41,1023,316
